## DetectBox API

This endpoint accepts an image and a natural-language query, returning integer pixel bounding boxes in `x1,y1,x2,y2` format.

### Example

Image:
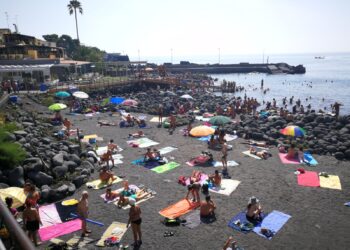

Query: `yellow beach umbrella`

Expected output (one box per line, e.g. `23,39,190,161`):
0,187,26,208
190,125,215,137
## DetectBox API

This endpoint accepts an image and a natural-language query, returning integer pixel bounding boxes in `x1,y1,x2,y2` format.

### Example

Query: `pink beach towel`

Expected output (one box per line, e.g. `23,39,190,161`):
39,219,82,241
297,171,320,187
279,153,300,164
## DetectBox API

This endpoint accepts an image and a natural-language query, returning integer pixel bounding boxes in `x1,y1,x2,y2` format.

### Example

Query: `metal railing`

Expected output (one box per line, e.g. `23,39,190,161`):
0,200,35,250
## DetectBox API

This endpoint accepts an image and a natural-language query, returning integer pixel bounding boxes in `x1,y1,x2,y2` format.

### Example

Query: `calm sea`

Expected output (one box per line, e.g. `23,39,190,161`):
145,53,350,115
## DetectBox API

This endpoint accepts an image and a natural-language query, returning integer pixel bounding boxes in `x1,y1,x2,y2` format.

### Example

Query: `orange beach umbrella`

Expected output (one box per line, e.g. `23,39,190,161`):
190,125,215,137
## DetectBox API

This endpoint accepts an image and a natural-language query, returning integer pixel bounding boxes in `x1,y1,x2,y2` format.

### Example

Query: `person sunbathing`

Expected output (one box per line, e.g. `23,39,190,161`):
129,131,144,138
117,188,150,208
278,144,287,153
209,170,222,187
200,195,216,219
249,146,272,160
298,146,310,164
246,140,269,148
104,188,120,202
100,150,114,168
99,166,116,183
186,183,201,203
287,144,296,159
144,148,156,162
246,196,263,225
190,170,202,183
222,236,237,250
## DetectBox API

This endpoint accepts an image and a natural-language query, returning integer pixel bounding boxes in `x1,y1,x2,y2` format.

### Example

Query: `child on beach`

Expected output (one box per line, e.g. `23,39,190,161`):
23,200,42,246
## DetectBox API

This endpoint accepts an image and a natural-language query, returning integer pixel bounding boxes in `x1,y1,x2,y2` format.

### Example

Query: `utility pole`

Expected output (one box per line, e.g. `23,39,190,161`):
171,48,173,64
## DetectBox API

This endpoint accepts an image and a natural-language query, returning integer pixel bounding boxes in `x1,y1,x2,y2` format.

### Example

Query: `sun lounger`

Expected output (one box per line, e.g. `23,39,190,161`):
319,175,342,190
96,222,128,247
159,198,200,219
253,210,291,240
86,176,122,189
209,179,241,196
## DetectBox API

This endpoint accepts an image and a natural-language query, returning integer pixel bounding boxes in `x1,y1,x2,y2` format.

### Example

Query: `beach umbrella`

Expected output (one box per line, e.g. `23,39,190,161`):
73,91,89,99
145,67,154,72
0,187,26,208
165,90,176,96
48,103,67,111
110,97,125,105
280,125,306,137
122,99,138,106
209,115,231,126
190,125,215,137
55,91,71,98
180,94,194,100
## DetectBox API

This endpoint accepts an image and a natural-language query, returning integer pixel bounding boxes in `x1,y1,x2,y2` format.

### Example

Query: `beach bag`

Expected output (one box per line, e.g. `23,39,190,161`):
178,176,187,186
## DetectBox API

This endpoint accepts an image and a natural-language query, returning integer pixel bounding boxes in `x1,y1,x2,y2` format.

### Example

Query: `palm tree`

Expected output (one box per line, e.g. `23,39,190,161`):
67,0,83,42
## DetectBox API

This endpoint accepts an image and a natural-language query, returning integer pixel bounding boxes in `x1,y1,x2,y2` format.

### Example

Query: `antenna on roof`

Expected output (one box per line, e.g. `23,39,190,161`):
13,24,18,33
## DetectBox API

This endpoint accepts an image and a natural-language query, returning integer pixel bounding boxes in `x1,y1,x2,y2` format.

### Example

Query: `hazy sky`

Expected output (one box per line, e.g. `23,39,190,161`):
2,0,349,59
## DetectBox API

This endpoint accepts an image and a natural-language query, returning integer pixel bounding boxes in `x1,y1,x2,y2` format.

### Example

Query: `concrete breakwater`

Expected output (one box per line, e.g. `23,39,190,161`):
164,62,306,74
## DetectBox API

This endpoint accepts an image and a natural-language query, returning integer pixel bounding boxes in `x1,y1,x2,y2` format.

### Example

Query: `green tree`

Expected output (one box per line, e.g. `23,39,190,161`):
67,0,83,41
42,34,59,43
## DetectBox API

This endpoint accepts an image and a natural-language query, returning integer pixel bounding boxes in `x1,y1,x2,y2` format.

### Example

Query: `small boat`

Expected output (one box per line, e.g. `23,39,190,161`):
314,56,325,59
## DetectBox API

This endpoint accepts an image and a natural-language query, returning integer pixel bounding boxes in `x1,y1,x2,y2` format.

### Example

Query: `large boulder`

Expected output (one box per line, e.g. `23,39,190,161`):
27,171,53,186
63,161,78,172
67,154,81,165
13,130,28,139
68,183,76,195
72,175,88,188
52,153,64,167
8,167,25,187
56,184,69,195
52,165,68,178
69,145,81,155
344,149,350,159
334,152,344,160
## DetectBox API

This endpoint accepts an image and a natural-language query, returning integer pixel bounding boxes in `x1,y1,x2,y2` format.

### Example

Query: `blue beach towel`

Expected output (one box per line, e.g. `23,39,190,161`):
304,153,318,166
131,158,145,165
344,202,350,207
131,158,161,169
197,136,211,142
253,210,291,240
228,212,266,234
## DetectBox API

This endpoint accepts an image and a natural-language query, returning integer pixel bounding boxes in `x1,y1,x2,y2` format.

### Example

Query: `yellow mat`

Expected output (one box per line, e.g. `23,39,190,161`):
86,176,122,189
83,134,98,139
62,199,79,206
96,221,128,247
319,175,342,190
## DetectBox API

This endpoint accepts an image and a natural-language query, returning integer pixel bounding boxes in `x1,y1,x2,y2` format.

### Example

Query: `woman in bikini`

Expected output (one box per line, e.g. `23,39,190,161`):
127,199,142,247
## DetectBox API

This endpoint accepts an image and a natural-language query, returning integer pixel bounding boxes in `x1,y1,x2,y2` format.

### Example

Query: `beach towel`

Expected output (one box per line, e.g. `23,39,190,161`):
96,146,123,156
150,116,168,123
39,219,82,241
209,179,241,196
118,194,154,210
297,171,320,187
278,153,299,164
131,158,161,169
39,204,62,228
228,212,257,234
319,175,342,190
197,135,211,141
242,150,262,160
127,138,159,148
253,210,291,240
159,146,178,155
213,160,239,168
183,210,201,229
225,134,238,142
304,153,318,165
96,222,128,247
195,116,210,122
86,176,122,189
152,162,180,174
159,198,200,219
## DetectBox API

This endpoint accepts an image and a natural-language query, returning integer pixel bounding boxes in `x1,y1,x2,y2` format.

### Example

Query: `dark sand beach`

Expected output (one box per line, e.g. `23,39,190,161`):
15,96,349,250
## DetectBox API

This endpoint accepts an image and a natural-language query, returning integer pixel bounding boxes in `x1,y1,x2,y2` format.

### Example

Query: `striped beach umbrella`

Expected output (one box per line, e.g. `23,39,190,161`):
280,125,306,137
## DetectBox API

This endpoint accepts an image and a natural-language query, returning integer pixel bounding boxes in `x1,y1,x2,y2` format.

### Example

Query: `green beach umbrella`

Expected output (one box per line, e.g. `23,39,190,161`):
48,103,67,111
209,115,232,126
55,91,71,98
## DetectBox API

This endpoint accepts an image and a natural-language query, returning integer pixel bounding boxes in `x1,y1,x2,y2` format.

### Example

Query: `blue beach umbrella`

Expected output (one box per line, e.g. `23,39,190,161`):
55,91,71,99
110,97,125,105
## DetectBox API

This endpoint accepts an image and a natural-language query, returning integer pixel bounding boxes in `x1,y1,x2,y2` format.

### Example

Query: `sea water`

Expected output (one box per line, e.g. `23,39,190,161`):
145,53,350,114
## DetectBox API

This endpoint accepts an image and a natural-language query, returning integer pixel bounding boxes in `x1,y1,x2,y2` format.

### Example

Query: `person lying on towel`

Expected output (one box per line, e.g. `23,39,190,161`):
129,131,144,139
246,196,264,225
209,170,222,187
190,170,203,183
99,166,116,183
200,195,216,219
249,146,272,160
104,188,120,202
117,188,151,208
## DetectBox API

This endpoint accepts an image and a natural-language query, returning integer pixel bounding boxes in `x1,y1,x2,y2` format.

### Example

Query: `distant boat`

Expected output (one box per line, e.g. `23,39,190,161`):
315,56,325,59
